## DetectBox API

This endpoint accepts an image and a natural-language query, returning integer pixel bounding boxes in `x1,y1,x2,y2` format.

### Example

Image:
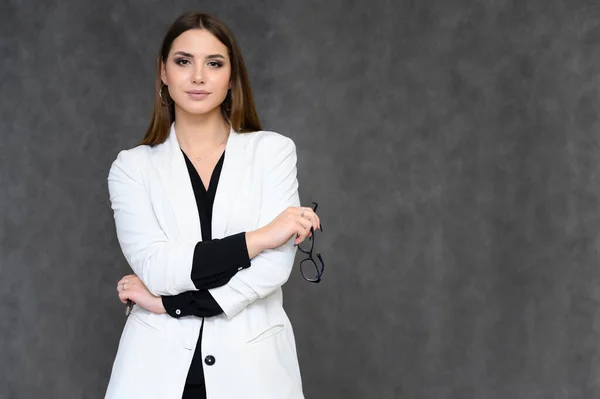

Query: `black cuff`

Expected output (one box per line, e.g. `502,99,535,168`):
162,291,224,318
190,232,252,290
162,293,190,318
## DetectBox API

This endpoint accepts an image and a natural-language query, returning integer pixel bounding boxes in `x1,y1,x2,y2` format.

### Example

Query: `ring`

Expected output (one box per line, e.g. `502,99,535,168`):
300,208,305,218
121,283,125,291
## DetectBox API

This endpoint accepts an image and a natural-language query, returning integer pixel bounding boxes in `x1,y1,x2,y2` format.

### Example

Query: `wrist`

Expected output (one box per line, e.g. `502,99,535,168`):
246,228,269,258
154,296,167,314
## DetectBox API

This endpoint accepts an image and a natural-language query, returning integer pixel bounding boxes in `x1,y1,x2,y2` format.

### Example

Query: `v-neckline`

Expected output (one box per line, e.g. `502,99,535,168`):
181,150,225,193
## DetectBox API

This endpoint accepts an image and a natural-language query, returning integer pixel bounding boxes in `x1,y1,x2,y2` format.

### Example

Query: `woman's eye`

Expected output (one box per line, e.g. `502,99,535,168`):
208,61,223,68
175,59,190,66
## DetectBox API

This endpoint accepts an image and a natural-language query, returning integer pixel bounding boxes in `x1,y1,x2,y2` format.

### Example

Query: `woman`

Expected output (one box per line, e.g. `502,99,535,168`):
105,12,320,399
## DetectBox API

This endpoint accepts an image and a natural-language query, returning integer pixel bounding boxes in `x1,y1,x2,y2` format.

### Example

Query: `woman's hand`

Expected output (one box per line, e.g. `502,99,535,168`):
116,275,166,314
246,206,321,258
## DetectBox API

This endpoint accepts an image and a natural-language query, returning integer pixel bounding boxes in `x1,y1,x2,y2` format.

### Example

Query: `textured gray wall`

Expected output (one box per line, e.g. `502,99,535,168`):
2,0,600,398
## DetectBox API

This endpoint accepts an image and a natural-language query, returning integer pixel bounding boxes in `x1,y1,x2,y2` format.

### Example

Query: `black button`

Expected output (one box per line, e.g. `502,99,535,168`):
204,355,215,366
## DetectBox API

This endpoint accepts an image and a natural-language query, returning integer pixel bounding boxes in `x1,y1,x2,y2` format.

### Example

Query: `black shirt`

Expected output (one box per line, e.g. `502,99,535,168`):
161,150,251,386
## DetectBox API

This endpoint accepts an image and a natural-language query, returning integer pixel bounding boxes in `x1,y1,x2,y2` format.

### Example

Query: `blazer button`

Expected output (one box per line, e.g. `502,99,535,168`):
204,355,216,366
237,267,243,271
175,309,181,315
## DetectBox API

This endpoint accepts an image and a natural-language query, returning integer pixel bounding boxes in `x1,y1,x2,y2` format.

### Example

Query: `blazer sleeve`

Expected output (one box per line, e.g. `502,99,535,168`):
161,233,252,318
107,149,198,296
208,135,300,319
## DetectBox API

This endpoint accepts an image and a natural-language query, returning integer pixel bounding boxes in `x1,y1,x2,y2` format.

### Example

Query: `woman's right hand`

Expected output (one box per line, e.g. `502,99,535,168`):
246,206,321,258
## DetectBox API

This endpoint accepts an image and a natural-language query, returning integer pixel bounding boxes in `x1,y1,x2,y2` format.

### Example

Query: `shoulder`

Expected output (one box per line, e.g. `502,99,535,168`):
242,130,296,157
108,144,155,179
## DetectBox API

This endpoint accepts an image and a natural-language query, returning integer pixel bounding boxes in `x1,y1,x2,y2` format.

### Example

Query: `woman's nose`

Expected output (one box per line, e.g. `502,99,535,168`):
192,66,205,84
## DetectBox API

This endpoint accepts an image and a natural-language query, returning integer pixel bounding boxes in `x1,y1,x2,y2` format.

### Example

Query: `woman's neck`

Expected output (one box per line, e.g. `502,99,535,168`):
173,107,230,153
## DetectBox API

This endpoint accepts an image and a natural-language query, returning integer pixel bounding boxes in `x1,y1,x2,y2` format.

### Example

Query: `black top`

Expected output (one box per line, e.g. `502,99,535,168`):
161,150,251,386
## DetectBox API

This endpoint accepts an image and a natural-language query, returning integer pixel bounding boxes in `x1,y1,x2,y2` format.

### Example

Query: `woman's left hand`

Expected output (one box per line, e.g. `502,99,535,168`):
116,274,166,314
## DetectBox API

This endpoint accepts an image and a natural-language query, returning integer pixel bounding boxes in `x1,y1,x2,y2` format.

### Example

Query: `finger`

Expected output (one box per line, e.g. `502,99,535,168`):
118,275,137,285
303,218,316,236
298,206,316,219
296,214,313,231
118,276,137,286
117,280,133,293
313,213,321,231
294,232,306,245
295,220,311,244
295,234,307,245
296,230,311,245
127,279,142,290
301,208,321,232
305,212,319,233
120,289,137,300
118,292,129,304
299,208,315,221
294,218,311,244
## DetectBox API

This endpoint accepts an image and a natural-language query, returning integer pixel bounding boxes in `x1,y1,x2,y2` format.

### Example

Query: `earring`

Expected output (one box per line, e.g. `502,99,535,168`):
159,83,173,106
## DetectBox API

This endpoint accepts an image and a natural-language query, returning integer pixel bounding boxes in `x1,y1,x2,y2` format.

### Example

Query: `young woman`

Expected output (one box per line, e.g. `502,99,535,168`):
105,12,320,399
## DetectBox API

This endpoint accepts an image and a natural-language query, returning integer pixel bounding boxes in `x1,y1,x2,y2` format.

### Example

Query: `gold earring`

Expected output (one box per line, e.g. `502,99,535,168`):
159,83,173,106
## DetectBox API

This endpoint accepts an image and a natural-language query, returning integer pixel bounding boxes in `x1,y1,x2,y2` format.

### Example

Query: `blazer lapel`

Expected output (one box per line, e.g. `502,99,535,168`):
156,123,202,241
212,128,248,239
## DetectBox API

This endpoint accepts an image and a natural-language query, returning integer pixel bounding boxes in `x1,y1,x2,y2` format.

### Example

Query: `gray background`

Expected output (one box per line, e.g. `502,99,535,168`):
2,0,600,398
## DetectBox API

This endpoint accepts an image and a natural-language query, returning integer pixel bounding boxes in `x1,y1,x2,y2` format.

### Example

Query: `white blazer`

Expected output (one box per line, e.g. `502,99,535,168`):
105,123,304,399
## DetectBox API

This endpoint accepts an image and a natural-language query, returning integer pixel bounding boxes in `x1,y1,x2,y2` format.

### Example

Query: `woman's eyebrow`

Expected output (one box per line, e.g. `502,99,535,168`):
173,51,194,58
173,51,226,60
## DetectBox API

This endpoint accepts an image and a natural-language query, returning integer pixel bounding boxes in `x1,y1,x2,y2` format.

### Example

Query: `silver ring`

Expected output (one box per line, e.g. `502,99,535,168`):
121,283,125,291
300,208,305,218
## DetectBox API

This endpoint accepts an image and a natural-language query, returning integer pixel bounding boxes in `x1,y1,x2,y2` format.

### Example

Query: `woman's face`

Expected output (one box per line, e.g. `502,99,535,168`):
161,29,232,117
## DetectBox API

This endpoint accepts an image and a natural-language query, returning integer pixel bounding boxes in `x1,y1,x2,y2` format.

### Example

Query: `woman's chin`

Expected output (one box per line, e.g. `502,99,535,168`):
176,103,221,117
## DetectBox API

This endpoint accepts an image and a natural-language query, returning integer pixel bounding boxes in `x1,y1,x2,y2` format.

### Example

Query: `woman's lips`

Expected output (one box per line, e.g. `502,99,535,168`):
186,91,210,100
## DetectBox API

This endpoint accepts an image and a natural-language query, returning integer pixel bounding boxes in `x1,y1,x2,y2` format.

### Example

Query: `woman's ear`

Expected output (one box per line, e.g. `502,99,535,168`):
160,61,167,85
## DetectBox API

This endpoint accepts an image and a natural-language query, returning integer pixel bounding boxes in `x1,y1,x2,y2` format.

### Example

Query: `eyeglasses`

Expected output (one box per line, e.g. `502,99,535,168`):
297,202,325,283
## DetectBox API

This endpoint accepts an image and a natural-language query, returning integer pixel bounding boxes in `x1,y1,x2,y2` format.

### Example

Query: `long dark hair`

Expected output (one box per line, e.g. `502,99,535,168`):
141,12,262,146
